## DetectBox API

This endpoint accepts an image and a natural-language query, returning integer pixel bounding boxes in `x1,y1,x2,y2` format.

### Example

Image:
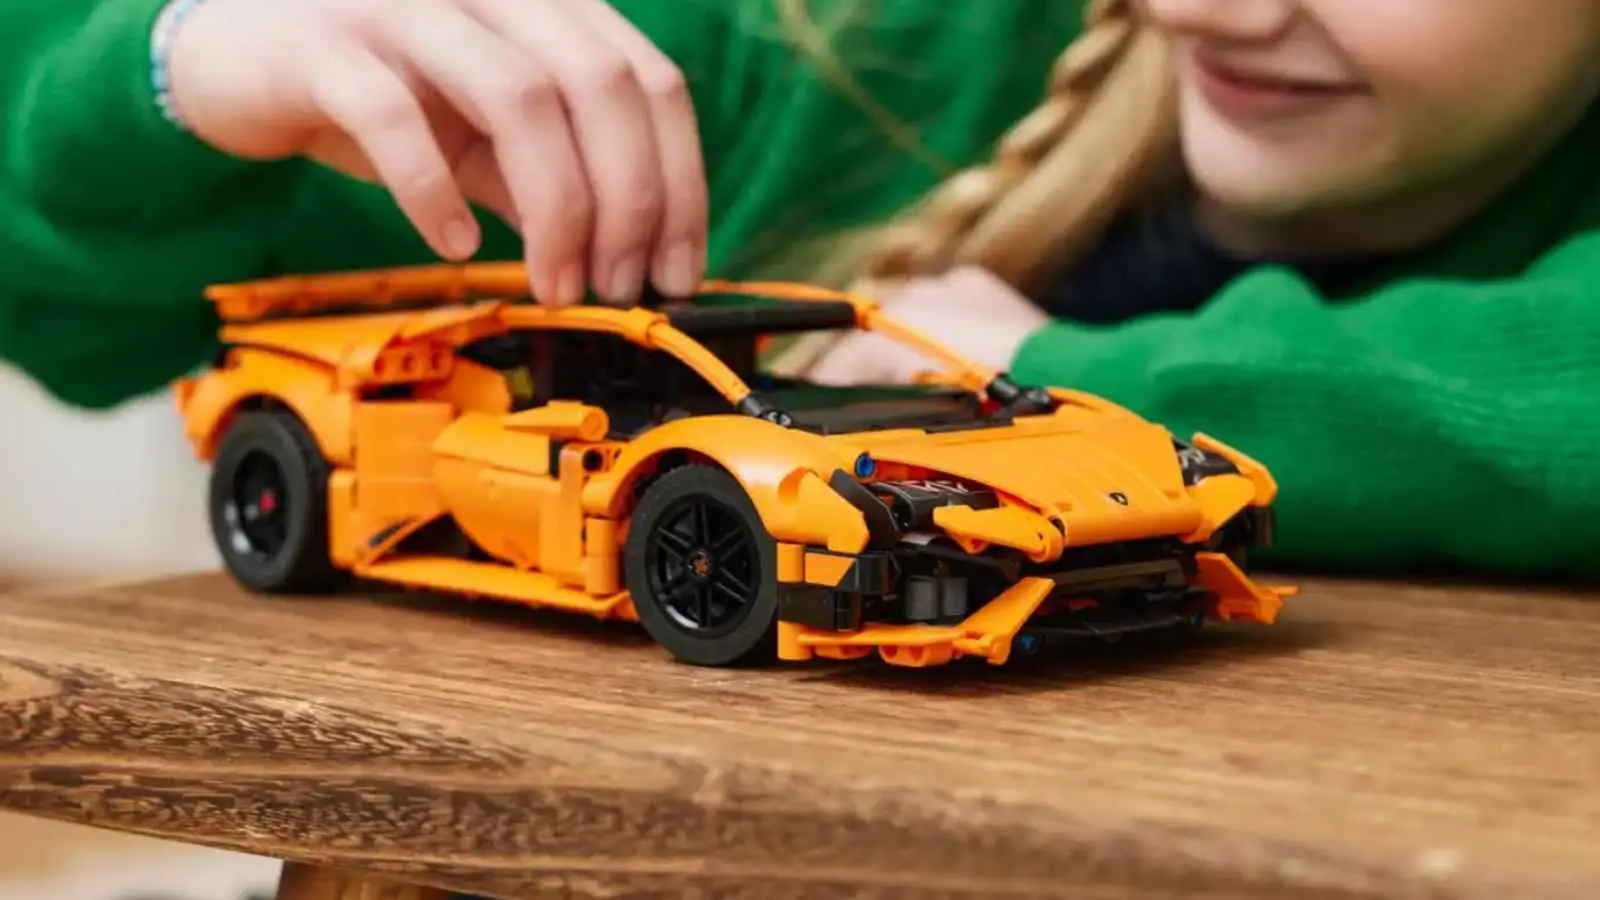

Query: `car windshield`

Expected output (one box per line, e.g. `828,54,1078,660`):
746,378,992,435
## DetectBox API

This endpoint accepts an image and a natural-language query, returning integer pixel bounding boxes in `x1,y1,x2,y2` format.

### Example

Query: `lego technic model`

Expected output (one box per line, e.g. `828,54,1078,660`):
174,262,1293,668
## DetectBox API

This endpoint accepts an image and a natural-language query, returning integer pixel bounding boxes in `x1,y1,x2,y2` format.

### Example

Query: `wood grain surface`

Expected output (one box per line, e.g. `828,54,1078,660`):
1,571,1597,900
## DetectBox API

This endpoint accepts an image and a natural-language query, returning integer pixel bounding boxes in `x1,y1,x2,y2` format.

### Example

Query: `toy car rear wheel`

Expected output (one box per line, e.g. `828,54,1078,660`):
207,407,341,593
624,464,778,666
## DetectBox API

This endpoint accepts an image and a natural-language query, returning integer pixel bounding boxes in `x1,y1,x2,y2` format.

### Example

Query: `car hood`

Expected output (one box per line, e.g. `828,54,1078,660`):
836,416,1208,547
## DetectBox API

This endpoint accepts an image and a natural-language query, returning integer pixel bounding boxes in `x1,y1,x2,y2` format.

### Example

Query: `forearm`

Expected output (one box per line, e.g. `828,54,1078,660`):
1009,263,1600,580
0,0,315,407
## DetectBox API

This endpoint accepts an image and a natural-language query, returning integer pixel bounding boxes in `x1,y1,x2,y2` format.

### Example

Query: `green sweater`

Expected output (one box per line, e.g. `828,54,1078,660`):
5,0,1600,580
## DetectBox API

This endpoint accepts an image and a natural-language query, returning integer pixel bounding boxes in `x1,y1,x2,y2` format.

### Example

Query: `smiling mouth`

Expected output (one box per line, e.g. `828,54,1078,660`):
1189,48,1365,117
1201,55,1358,93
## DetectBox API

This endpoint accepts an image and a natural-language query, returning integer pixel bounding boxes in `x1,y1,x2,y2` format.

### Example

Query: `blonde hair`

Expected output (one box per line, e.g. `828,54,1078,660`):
770,0,1182,374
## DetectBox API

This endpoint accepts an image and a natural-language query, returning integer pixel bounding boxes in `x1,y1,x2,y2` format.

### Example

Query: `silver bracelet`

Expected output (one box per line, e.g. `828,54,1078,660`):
150,0,206,128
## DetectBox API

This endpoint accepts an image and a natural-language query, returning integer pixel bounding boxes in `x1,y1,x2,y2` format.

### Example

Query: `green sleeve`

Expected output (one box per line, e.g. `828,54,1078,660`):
0,0,312,407
6,0,299,224
1008,233,1600,581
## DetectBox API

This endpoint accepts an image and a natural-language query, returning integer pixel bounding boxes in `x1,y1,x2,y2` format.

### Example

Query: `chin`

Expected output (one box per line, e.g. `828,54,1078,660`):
1178,107,1366,219
1181,141,1307,218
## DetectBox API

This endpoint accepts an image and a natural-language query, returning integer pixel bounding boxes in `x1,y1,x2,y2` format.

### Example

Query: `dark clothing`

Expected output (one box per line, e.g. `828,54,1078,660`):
1035,200,1390,323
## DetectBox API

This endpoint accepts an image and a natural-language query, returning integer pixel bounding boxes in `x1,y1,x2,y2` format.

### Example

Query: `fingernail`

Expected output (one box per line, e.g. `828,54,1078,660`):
653,240,700,297
442,216,479,260
603,253,646,305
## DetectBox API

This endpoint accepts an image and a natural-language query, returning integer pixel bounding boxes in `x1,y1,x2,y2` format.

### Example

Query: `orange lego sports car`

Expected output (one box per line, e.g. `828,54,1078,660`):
174,262,1293,668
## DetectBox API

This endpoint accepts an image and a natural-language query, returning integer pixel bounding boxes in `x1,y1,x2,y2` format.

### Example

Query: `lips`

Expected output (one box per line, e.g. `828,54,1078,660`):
1188,49,1362,119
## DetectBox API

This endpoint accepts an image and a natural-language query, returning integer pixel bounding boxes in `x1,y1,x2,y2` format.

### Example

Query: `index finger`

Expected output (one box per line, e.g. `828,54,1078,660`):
375,5,596,305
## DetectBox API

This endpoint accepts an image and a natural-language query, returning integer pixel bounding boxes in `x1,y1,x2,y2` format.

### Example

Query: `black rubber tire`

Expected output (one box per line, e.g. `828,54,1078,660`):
624,464,779,666
207,407,342,593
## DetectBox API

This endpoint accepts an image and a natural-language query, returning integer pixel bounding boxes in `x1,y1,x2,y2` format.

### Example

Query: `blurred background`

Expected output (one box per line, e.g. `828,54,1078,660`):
0,366,216,582
0,365,277,900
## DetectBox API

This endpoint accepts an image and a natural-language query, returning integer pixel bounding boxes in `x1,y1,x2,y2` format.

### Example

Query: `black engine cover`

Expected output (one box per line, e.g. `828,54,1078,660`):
870,478,1000,530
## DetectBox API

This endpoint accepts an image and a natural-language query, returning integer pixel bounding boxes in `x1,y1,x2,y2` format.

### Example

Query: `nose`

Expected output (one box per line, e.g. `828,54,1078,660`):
1140,0,1295,43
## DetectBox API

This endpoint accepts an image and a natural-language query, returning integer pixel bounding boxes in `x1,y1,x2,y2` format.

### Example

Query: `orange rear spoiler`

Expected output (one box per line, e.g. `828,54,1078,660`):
205,263,534,322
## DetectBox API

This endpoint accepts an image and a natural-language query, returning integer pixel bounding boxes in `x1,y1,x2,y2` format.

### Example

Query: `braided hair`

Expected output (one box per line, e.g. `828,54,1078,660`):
771,0,1180,374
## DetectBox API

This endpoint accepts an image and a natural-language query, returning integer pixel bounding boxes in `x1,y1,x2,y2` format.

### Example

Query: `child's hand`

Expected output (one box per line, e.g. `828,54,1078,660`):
806,266,1050,385
166,0,707,306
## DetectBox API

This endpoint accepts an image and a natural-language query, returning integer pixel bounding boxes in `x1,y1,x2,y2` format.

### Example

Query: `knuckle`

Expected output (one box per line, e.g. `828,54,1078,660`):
510,70,561,110
613,178,666,226
568,55,638,99
635,62,688,103
390,161,453,201
673,183,709,225
340,0,422,43
329,1,379,35
588,176,664,253
486,65,560,117
351,91,422,137
556,182,597,235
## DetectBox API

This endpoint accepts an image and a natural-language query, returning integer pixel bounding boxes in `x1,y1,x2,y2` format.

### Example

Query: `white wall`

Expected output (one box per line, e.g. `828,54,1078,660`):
0,364,219,580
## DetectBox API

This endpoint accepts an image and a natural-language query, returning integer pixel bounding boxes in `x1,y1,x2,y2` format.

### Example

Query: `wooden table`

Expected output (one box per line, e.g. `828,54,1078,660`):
1,571,1597,900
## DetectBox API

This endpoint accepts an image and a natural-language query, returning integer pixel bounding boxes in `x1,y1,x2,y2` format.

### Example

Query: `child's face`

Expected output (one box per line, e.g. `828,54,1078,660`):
1146,0,1600,224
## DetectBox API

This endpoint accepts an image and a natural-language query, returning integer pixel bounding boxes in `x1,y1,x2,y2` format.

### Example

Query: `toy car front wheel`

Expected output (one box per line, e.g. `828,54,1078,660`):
207,407,341,593
624,465,779,666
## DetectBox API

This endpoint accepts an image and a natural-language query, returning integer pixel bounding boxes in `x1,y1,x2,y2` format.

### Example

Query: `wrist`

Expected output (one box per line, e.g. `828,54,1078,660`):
153,0,312,161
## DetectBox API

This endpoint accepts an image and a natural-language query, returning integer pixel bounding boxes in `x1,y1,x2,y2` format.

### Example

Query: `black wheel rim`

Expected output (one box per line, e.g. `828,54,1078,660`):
645,495,760,638
222,450,291,559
